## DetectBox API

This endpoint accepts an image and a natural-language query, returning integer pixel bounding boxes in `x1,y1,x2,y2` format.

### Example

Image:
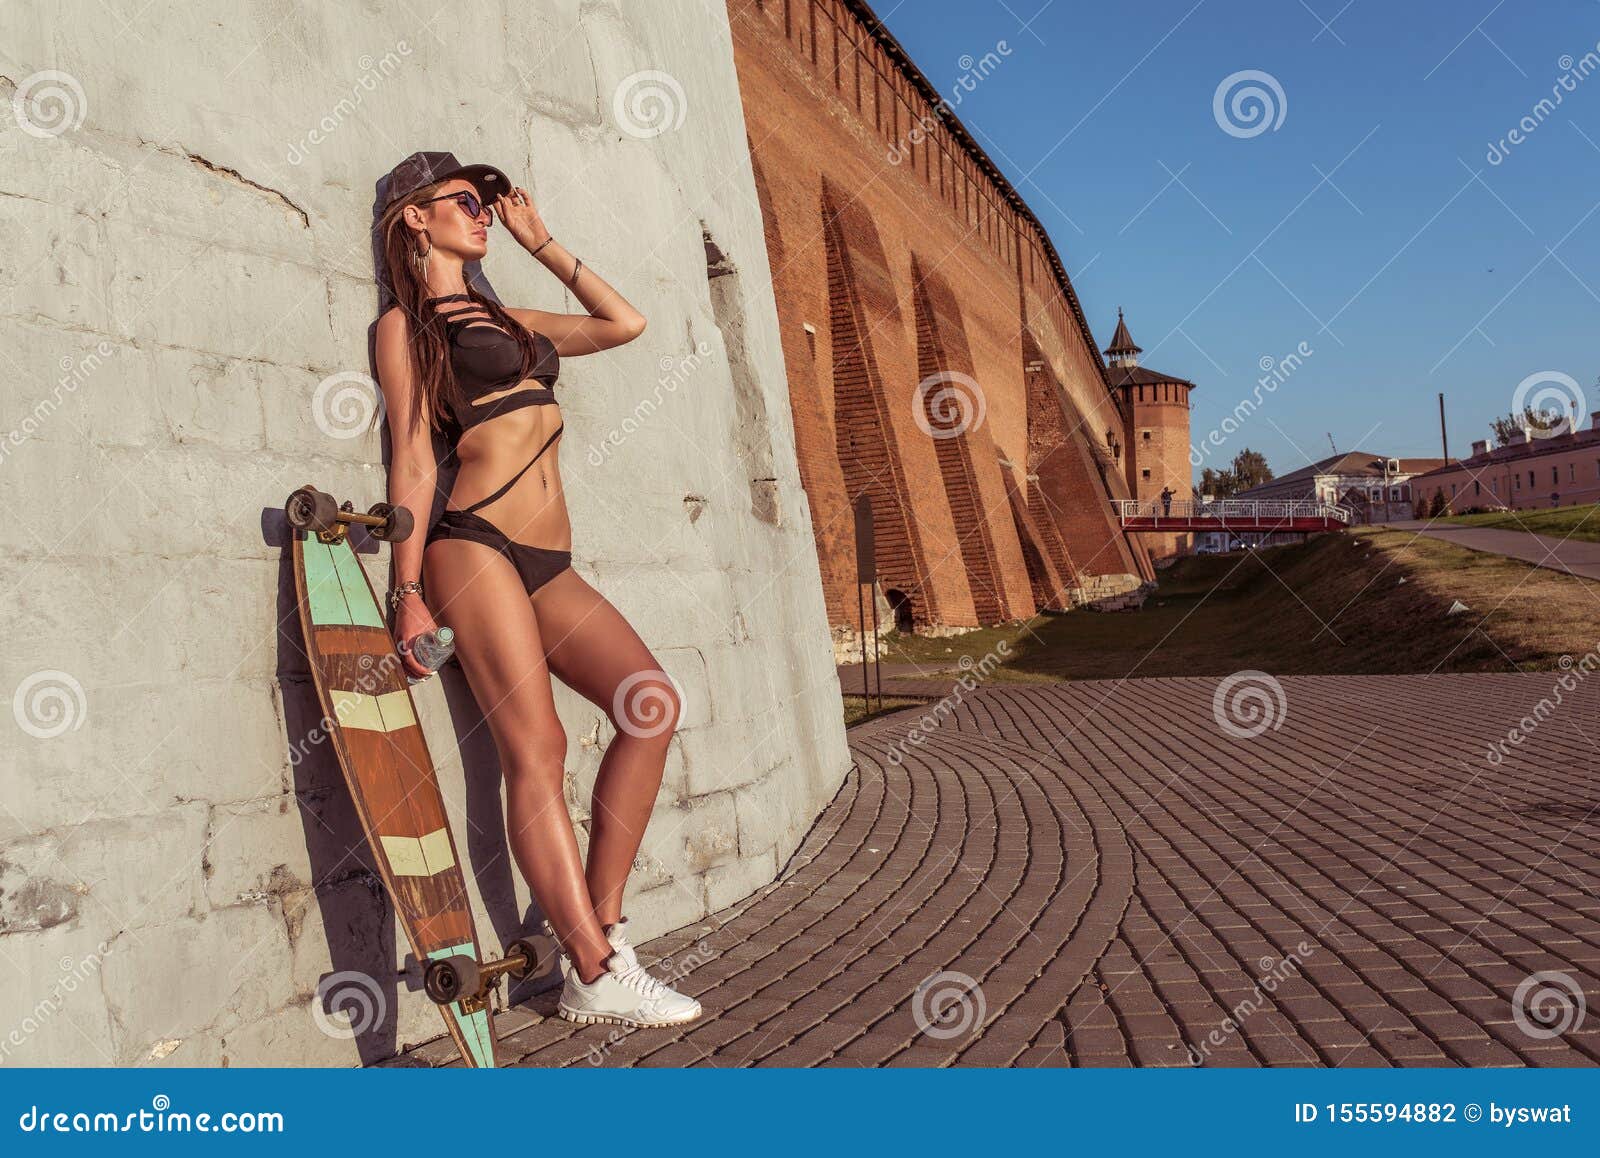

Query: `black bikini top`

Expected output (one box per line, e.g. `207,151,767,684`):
425,293,559,434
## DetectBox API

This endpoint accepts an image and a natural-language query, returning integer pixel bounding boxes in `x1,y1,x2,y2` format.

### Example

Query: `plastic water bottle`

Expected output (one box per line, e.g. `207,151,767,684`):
400,627,456,683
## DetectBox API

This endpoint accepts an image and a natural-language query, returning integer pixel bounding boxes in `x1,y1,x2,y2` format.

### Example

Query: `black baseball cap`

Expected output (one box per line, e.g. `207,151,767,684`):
384,150,510,208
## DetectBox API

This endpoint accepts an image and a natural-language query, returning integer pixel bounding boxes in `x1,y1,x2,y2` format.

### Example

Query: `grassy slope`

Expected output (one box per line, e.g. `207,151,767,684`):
1437,505,1600,544
881,529,1600,680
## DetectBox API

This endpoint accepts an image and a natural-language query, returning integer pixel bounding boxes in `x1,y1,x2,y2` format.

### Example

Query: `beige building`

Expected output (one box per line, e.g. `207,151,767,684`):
1411,414,1600,512
1234,451,1445,524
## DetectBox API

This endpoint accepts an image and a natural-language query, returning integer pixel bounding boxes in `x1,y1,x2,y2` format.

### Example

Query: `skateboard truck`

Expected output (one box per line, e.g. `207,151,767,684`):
423,940,545,1014
285,484,415,545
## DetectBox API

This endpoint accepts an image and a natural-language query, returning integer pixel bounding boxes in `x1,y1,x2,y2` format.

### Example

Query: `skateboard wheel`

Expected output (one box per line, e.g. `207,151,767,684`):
424,955,481,1005
367,502,415,544
285,486,340,534
505,938,544,981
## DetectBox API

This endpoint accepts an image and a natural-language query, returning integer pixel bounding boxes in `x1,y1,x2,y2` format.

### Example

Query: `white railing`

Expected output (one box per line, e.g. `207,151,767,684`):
1112,499,1353,525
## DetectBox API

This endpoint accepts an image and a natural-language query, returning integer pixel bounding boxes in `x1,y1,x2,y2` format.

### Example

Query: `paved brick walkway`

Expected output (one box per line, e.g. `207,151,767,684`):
389,675,1600,1067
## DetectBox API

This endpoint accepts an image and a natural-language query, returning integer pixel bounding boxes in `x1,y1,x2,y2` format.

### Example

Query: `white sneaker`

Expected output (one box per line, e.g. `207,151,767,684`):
558,950,703,1028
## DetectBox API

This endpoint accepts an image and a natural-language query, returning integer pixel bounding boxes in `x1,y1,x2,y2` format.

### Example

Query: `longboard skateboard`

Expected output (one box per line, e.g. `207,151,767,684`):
285,484,542,1068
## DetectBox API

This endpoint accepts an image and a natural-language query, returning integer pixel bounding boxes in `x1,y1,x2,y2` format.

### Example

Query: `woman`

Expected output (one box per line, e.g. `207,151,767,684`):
371,151,700,1028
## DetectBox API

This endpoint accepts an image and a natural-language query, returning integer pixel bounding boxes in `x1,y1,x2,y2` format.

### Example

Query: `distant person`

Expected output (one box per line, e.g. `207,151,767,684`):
1160,486,1175,517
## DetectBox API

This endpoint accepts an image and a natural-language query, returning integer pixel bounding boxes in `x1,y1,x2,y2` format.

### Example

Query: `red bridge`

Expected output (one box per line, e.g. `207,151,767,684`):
1113,499,1353,533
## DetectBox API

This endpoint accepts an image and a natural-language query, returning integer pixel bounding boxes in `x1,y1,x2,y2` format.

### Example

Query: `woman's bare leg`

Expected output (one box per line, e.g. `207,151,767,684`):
528,568,681,926
422,540,614,982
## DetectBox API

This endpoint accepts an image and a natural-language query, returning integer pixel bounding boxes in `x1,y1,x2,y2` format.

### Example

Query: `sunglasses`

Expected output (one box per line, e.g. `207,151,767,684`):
417,189,493,225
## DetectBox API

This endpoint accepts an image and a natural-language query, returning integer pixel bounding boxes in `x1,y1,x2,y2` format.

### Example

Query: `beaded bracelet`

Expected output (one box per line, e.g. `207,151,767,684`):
387,579,424,610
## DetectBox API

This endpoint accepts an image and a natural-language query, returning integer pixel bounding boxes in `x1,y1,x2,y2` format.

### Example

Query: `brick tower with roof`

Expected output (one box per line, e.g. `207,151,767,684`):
1104,309,1195,558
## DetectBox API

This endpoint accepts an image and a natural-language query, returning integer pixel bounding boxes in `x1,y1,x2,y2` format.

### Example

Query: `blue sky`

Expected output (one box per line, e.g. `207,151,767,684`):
878,0,1600,479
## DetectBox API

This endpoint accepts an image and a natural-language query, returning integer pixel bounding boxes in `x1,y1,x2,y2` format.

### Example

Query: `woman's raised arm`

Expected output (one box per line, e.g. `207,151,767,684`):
492,186,647,357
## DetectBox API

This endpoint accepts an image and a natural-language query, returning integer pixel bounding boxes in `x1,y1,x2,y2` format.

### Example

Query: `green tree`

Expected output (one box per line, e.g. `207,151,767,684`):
1198,466,1236,498
1491,405,1565,446
1229,448,1274,492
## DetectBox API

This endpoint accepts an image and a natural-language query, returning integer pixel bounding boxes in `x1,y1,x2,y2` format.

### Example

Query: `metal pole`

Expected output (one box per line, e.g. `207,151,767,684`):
1438,392,1450,461
869,589,882,713
857,581,868,708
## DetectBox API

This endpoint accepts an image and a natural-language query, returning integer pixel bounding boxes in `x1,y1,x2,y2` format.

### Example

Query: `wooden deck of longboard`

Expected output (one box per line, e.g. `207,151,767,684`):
292,530,496,1068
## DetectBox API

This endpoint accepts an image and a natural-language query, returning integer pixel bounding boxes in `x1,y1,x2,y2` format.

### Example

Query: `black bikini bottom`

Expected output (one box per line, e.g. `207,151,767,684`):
426,508,572,595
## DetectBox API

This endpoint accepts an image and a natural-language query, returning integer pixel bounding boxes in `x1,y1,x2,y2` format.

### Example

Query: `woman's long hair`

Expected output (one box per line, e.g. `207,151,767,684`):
375,180,544,439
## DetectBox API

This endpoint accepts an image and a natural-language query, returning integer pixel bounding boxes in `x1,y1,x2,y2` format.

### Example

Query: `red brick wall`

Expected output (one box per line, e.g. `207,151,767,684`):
727,0,1152,632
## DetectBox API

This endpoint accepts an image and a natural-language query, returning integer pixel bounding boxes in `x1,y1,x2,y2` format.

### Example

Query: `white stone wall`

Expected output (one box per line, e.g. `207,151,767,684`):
0,1,849,1065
